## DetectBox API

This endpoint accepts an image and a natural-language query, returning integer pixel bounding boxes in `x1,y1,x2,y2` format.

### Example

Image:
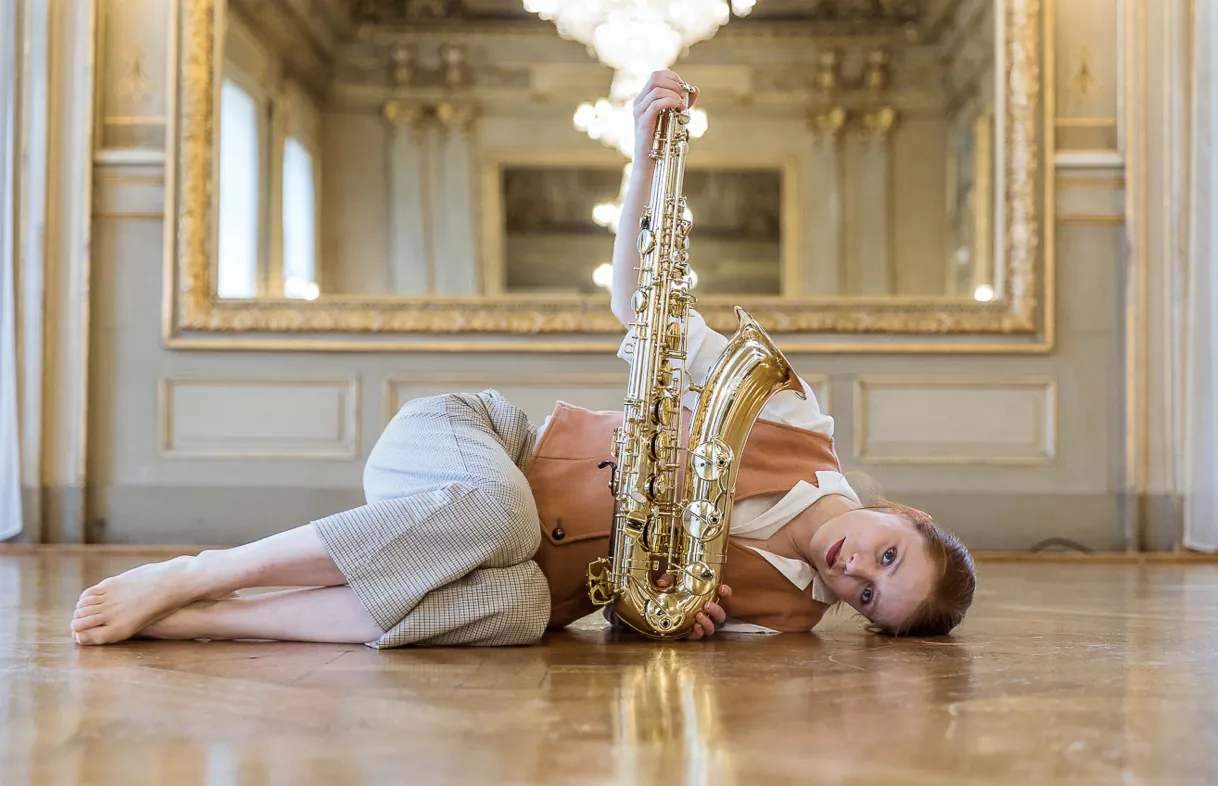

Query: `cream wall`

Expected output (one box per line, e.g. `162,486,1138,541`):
65,0,1175,551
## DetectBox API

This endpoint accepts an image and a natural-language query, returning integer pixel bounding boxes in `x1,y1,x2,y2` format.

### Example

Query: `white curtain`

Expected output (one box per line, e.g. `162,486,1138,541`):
0,0,21,541
1184,0,1218,552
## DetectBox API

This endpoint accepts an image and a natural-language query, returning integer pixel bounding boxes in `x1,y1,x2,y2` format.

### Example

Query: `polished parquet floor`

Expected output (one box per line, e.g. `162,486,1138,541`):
1,549,1217,786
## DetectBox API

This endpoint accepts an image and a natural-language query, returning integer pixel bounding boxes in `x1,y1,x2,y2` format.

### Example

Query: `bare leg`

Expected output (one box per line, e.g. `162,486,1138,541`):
126,586,384,644
71,524,351,645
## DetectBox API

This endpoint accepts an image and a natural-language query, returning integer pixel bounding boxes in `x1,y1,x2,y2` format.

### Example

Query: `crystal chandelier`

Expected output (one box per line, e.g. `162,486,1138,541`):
523,1,757,72
524,0,755,230
524,0,753,156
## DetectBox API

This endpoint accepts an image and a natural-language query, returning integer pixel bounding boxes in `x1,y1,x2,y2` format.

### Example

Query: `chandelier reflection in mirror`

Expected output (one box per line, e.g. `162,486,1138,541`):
524,0,752,229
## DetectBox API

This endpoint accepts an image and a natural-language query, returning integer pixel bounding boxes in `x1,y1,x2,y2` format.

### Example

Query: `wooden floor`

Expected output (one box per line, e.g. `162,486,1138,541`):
1,550,1217,785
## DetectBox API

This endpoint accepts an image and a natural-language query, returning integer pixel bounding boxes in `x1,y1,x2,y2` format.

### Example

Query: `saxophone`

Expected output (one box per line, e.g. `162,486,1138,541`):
587,89,805,639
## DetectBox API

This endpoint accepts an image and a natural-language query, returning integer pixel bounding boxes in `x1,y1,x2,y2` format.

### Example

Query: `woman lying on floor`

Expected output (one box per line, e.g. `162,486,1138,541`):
70,71,976,648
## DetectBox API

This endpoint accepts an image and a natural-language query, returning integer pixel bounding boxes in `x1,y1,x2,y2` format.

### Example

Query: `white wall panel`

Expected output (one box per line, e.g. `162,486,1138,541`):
853,376,1056,464
160,378,360,459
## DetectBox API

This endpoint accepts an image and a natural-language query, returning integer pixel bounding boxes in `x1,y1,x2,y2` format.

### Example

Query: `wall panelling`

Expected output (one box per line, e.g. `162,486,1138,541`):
78,0,1152,551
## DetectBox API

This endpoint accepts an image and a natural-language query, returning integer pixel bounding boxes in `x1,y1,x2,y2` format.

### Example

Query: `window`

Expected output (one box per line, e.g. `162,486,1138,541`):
217,78,260,298
281,136,319,300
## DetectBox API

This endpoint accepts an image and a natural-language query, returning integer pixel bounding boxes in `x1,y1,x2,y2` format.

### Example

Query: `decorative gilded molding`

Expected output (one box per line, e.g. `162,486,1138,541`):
1067,46,1099,96
166,0,1048,345
438,42,469,88
434,101,478,135
383,99,428,138
118,46,155,104
809,107,847,141
390,44,415,86
856,106,898,141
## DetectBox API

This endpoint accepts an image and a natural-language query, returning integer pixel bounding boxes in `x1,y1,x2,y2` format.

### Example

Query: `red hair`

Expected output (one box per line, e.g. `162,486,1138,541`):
868,501,976,637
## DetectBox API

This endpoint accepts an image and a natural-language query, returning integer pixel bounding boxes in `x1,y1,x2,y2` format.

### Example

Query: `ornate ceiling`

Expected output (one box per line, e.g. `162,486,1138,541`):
343,0,965,38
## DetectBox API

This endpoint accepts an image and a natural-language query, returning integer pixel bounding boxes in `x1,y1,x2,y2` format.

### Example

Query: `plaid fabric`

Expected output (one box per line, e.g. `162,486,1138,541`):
312,390,550,648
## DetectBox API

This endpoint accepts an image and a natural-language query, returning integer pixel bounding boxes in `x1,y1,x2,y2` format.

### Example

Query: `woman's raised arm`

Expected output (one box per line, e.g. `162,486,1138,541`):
609,71,698,326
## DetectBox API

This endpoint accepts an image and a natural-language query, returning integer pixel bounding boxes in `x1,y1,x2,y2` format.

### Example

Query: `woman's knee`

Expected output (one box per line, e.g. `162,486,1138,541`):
472,478,542,565
476,564,550,646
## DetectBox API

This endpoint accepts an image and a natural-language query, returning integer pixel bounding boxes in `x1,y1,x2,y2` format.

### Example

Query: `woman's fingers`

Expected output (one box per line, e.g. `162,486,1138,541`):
636,87,687,121
634,70,686,106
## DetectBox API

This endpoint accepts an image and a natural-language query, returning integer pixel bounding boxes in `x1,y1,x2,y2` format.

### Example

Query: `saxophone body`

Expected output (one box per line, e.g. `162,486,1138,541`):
587,103,805,640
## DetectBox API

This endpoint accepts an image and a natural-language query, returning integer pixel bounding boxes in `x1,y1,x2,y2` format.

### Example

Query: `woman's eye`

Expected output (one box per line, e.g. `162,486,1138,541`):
882,548,896,566
861,587,873,605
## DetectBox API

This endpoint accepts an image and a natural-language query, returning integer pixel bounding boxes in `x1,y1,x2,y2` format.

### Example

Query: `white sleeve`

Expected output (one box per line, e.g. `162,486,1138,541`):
617,310,835,437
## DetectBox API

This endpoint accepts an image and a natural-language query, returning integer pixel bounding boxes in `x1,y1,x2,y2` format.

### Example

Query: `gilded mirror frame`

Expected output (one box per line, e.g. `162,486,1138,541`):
164,0,1052,353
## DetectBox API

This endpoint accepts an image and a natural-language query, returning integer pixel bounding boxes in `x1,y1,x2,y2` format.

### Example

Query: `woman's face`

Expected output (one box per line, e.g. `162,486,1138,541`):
809,508,936,630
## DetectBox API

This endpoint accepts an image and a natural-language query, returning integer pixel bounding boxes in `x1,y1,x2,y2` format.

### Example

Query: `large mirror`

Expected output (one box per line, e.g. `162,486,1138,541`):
168,0,1047,350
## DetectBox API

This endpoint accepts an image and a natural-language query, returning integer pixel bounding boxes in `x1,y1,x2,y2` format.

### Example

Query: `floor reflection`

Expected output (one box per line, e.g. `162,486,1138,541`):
611,646,735,786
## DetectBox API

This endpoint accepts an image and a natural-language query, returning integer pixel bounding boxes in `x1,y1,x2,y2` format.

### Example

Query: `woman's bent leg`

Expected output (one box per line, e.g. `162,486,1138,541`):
134,586,384,645
72,524,347,646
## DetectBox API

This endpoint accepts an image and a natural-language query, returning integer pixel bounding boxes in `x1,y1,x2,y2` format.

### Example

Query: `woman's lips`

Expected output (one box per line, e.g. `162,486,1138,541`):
826,537,846,569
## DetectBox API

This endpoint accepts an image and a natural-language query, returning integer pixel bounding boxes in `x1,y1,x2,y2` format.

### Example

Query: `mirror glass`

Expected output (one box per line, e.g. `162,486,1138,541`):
500,164,784,297
212,0,999,303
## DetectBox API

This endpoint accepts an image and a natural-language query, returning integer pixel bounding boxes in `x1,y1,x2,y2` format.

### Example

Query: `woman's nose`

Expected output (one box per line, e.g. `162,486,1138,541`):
843,553,874,579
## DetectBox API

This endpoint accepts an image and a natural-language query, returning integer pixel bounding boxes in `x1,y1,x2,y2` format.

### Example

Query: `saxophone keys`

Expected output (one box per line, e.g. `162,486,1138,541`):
691,438,733,482
649,429,674,459
637,228,656,255
652,394,677,426
682,499,724,541
646,474,671,501
630,288,649,314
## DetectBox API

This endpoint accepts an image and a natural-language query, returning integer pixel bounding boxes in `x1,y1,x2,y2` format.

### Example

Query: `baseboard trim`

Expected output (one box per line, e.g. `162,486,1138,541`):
80,485,1187,551
3,544,1215,562
971,550,1218,563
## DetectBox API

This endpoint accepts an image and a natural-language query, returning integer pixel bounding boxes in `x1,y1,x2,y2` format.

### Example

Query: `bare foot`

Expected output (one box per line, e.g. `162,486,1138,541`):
71,556,212,645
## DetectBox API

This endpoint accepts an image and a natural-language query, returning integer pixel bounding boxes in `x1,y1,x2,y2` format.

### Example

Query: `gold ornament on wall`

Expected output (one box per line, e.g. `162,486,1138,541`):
434,102,478,134
1068,46,1099,96
439,43,470,88
809,107,847,140
118,46,154,105
857,106,898,140
390,44,416,86
813,49,842,94
863,48,891,94
383,99,429,141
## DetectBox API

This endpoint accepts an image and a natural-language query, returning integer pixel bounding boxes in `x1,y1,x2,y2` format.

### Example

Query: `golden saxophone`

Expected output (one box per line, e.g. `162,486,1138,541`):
587,89,805,639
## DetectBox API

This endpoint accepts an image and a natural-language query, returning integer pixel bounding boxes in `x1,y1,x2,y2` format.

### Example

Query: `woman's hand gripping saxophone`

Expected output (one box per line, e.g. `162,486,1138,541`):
606,71,733,641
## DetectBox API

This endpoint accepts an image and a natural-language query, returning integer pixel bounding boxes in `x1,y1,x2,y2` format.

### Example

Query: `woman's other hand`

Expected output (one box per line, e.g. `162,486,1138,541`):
654,574,731,641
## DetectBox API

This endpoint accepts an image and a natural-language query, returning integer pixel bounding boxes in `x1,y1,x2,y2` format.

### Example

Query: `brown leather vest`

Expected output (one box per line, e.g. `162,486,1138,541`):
524,402,844,632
